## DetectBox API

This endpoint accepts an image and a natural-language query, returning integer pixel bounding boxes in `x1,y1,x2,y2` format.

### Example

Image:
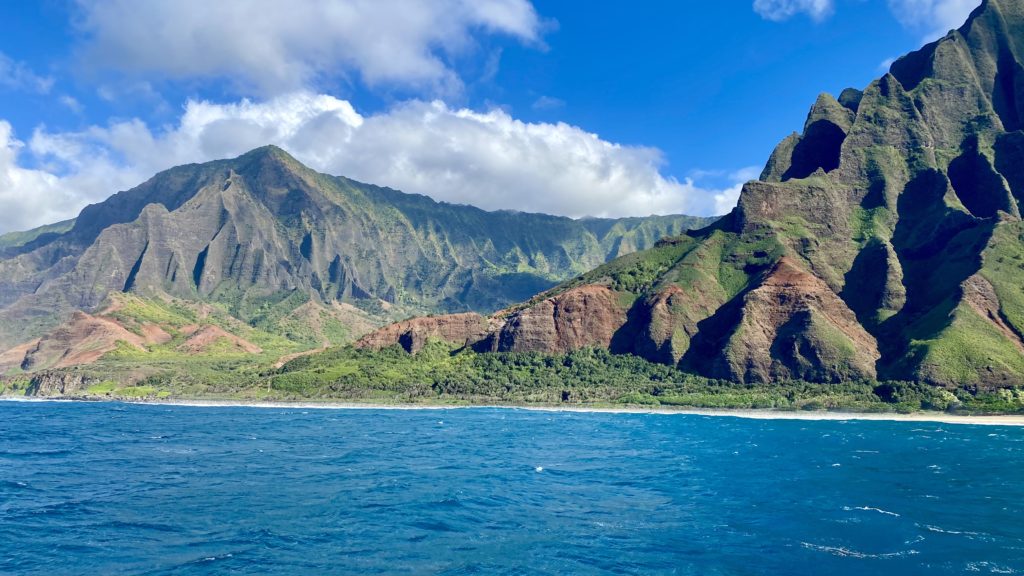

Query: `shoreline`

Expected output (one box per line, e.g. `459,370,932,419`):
4,396,1024,426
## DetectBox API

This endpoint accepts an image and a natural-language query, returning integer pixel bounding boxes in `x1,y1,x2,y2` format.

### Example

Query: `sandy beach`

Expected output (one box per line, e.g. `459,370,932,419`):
5,396,1019,426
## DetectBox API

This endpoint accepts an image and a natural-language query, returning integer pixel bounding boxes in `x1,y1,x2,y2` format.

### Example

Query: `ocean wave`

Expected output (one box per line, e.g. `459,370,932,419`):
966,561,1018,574
920,524,983,538
844,506,901,517
801,542,919,559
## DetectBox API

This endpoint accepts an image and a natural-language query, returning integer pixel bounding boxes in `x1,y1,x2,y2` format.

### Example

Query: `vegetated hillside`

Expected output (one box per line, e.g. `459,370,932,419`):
0,218,75,251
0,145,712,353
359,0,1024,388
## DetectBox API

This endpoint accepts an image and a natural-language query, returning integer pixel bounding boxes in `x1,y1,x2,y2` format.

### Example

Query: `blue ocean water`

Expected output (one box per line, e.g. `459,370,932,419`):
1,401,1022,575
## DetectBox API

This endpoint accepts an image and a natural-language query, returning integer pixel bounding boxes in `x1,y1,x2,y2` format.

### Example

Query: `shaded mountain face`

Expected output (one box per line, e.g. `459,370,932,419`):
0,146,712,349
360,0,1024,388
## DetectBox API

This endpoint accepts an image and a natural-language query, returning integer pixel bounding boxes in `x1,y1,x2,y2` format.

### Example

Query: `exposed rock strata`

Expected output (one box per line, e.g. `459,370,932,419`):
357,313,493,354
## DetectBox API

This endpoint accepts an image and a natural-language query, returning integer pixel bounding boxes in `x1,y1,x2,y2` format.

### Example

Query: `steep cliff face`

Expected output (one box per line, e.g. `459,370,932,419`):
0,146,712,351
359,0,1024,387
357,313,493,354
356,286,628,355
486,285,628,354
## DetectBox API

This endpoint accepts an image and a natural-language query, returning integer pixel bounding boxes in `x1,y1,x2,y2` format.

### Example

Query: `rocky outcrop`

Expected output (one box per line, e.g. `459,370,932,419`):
25,371,94,397
486,285,627,353
358,285,629,355
357,313,493,353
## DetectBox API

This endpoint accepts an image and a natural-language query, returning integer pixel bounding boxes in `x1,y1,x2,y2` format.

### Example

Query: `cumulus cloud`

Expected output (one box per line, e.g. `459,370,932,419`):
887,0,980,40
753,0,834,22
0,123,76,233
0,53,53,93
1,92,750,233
74,0,544,95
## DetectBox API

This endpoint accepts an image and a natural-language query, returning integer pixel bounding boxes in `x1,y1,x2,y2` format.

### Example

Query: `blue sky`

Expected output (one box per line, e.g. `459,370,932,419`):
0,0,981,233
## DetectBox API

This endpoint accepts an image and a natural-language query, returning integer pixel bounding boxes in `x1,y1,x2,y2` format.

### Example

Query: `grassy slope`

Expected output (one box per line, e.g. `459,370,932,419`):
0,219,76,250
913,220,1024,384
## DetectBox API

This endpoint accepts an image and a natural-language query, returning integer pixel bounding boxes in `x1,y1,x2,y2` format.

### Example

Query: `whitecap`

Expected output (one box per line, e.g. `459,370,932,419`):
843,506,900,517
921,524,982,537
801,542,918,559
965,561,1016,574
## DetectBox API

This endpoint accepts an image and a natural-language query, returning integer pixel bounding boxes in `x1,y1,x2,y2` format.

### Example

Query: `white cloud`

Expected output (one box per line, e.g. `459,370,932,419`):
0,53,53,94
74,0,544,95
887,0,980,40
0,92,748,233
753,0,834,22
0,123,76,234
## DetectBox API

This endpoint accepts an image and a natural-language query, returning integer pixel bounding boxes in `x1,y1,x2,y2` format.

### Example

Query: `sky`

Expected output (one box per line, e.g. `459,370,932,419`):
0,0,983,234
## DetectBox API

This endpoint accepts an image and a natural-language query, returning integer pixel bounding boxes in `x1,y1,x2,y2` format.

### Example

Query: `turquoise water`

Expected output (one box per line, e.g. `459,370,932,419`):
1,401,1022,575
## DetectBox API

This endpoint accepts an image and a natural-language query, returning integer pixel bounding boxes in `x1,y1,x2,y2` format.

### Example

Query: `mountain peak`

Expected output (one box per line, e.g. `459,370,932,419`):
238,144,294,161
232,144,306,174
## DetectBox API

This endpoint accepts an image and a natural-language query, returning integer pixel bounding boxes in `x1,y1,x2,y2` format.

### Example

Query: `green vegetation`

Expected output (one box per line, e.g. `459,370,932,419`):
105,294,198,329
770,215,817,241
0,218,76,251
913,306,1024,386
982,221,1024,340
15,340,1019,415
0,376,30,396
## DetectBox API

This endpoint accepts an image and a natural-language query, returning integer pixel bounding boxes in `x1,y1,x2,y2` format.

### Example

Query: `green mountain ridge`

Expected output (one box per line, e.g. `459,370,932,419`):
0,145,713,352
357,0,1024,389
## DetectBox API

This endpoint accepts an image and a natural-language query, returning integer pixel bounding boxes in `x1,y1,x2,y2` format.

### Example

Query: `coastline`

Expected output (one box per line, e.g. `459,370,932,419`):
4,396,1024,426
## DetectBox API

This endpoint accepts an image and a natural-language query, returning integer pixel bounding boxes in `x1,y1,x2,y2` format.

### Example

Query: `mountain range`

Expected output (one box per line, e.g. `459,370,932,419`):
358,0,1024,389
3,0,1023,392
0,146,710,373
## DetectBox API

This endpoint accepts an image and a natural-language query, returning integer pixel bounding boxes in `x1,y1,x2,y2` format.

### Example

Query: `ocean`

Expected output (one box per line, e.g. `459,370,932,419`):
1,401,1022,575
